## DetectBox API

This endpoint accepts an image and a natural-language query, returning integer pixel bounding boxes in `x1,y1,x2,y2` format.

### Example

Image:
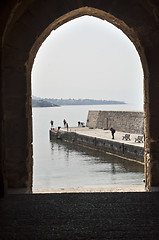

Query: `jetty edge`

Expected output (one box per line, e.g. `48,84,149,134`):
50,127,144,165
50,110,144,164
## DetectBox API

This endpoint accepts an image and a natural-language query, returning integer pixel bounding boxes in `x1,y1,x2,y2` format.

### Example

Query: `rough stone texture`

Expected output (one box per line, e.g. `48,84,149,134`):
87,111,144,134
86,110,99,129
0,0,159,195
1,193,159,239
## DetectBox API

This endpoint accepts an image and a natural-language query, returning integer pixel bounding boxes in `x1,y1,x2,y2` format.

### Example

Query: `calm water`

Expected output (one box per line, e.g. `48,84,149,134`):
32,104,144,192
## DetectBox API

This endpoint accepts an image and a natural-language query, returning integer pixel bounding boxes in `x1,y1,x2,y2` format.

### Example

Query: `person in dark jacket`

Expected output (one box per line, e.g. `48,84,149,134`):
50,120,54,129
110,128,115,139
63,119,66,127
66,122,69,131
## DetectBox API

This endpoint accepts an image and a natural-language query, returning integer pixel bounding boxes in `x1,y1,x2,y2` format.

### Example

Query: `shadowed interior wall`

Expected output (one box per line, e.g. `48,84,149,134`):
1,0,159,195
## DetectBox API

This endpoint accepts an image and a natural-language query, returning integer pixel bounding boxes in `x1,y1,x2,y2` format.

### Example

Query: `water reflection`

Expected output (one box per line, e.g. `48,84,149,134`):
50,139,143,174
49,139,144,190
33,106,144,192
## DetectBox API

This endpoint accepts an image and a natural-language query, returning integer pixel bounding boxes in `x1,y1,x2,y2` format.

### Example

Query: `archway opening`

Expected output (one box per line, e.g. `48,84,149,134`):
31,14,144,193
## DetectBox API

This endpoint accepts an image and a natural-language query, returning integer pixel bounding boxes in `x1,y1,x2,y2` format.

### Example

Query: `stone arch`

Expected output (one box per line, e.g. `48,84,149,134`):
2,1,159,194
28,7,147,192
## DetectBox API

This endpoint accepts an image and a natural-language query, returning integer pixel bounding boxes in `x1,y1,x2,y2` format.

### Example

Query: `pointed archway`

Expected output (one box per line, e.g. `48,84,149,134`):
2,1,158,194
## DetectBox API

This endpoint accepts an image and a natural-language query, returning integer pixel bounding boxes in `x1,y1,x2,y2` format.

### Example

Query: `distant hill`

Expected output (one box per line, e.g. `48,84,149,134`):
32,99,59,108
43,98,126,106
32,96,126,106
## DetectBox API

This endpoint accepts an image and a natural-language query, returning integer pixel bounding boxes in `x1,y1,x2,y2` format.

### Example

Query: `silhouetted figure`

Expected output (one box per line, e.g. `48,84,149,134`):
110,128,115,139
81,122,85,127
66,122,69,131
50,120,54,129
78,121,81,127
63,119,66,127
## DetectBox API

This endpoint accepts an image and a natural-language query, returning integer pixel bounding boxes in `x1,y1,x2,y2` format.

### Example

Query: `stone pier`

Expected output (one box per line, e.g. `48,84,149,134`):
50,127,144,164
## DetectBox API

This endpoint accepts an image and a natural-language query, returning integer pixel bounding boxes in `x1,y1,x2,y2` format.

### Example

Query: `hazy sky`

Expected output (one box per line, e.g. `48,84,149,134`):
32,16,143,106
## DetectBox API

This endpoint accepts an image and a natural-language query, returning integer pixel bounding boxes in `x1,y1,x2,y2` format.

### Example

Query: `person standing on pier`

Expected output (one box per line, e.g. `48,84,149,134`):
66,122,69,131
110,128,115,139
50,120,54,129
63,119,67,127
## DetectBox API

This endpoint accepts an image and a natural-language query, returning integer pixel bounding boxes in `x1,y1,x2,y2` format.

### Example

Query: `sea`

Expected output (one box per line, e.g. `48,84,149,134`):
32,104,144,192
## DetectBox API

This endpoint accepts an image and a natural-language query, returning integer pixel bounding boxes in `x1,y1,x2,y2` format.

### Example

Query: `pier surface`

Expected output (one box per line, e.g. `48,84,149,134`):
61,127,144,147
51,127,144,164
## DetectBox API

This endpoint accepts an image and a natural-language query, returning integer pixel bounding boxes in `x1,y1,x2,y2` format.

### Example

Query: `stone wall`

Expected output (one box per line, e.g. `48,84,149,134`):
86,111,144,134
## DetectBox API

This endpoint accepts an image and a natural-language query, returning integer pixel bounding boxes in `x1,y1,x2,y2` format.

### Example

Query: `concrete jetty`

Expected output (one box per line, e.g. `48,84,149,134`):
50,127,144,164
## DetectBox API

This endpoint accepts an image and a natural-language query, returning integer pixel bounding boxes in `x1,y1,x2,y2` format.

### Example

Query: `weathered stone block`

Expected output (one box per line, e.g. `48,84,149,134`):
87,111,144,134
